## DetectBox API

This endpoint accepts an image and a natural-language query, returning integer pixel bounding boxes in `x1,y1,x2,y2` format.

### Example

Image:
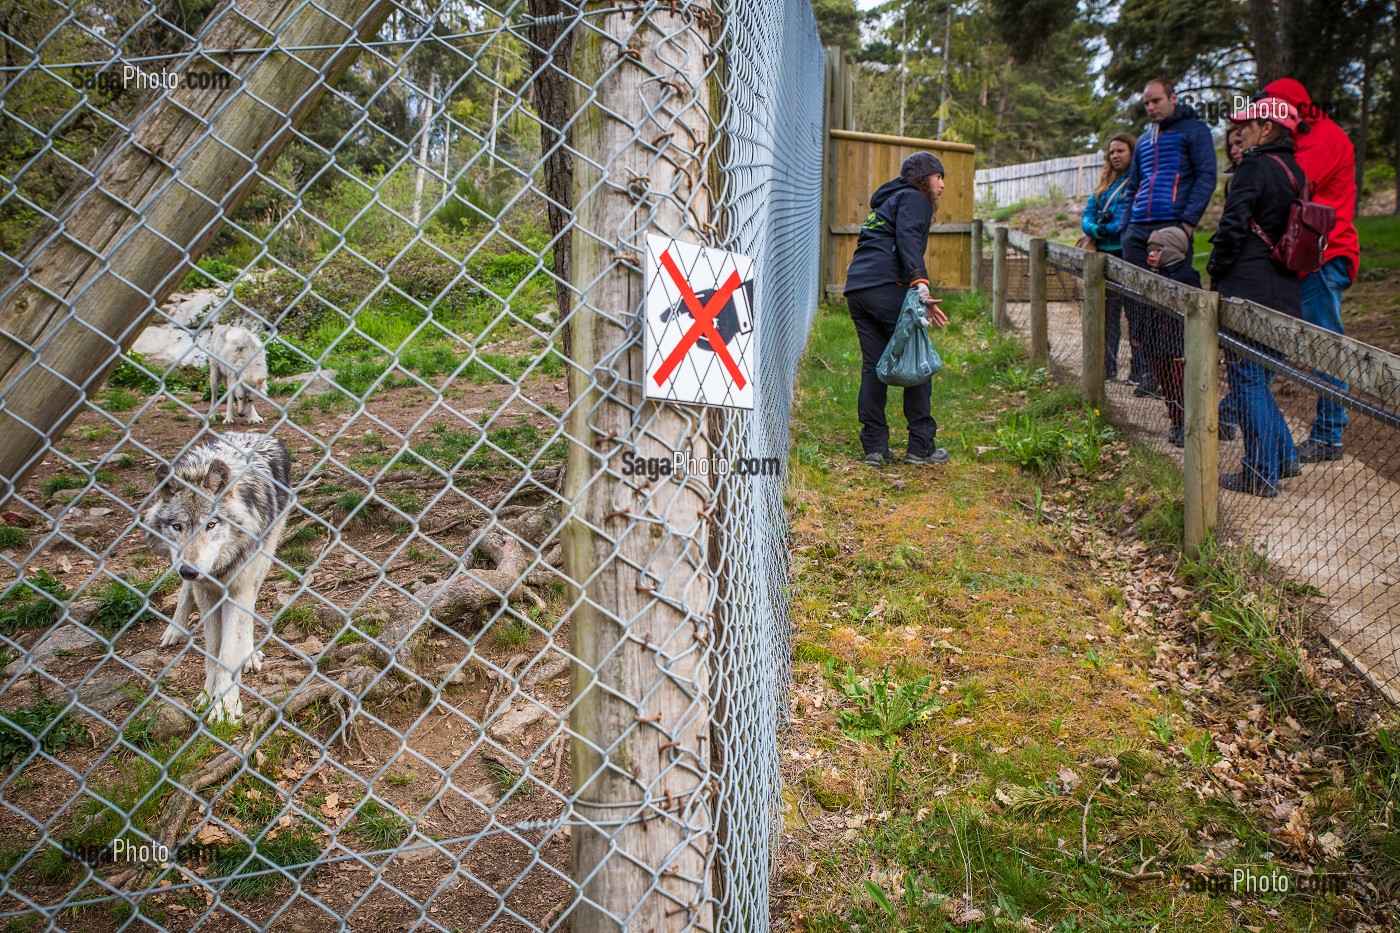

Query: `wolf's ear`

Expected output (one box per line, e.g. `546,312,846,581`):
155,463,170,487
205,460,231,494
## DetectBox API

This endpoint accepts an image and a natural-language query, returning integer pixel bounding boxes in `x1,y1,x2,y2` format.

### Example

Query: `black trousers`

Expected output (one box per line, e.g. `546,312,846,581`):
847,284,937,457
1121,221,1183,380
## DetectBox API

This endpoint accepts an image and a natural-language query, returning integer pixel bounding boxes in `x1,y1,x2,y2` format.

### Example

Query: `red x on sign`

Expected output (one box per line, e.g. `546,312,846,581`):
652,248,747,391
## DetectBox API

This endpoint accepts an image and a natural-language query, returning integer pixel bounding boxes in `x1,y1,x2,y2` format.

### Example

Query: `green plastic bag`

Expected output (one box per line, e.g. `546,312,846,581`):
877,288,943,387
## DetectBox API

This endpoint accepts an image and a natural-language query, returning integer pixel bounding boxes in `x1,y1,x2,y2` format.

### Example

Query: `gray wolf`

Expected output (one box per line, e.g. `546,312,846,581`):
145,432,291,721
209,324,269,425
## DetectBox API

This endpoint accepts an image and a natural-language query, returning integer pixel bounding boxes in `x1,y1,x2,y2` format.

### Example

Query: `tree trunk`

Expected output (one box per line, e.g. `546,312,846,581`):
1394,3,1400,214
1355,31,1373,209
527,0,576,346
0,0,394,498
988,59,1013,164
411,68,438,226
1248,0,1283,82
937,5,951,139
562,4,716,928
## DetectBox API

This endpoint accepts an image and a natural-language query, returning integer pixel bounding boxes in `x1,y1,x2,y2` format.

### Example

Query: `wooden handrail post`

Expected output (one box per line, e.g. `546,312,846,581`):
991,225,1007,328
970,218,984,292
1029,236,1048,365
1184,288,1220,557
1081,251,1106,409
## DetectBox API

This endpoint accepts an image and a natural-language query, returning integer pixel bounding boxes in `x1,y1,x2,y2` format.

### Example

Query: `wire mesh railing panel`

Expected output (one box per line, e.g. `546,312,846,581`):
0,1,821,929
989,224,1400,710
1213,311,1400,704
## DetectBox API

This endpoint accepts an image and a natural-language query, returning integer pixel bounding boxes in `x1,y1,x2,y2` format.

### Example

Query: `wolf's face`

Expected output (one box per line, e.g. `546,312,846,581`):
145,459,242,581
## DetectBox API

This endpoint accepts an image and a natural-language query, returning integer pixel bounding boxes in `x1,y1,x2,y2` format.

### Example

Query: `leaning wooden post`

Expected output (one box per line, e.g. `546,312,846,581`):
970,219,984,291
1081,251,1107,409
1183,288,1220,557
563,5,715,929
1029,237,1048,365
991,225,1008,328
0,0,395,497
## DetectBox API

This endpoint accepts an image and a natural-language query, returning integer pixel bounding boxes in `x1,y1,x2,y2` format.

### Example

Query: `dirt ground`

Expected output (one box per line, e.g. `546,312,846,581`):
0,371,580,930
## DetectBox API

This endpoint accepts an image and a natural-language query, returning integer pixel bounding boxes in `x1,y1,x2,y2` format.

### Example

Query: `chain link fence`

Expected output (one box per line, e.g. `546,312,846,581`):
986,226,1400,707
0,1,822,928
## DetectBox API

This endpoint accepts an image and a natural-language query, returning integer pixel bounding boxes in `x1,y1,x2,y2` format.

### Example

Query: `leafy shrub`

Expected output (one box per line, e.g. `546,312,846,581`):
92,578,152,635
0,570,69,633
0,696,89,770
180,257,242,291
264,337,313,377
107,352,160,392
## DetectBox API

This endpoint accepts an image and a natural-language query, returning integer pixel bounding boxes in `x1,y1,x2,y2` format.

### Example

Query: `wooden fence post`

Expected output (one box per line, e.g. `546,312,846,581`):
1183,289,1220,557
1082,251,1106,409
1029,236,1048,365
564,6,715,929
970,219,984,292
991,225,1007,328
0,0,395,495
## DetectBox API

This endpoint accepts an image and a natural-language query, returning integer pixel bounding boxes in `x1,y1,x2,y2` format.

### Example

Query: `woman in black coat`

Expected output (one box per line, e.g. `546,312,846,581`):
1206,99,1307,497
844,152,950,466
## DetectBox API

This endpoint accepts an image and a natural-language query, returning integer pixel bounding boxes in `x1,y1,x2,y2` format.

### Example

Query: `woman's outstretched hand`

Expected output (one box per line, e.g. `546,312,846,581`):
916,283,948,329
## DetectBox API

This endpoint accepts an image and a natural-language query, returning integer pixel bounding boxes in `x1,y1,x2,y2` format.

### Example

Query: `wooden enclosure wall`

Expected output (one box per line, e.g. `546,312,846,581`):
824,129,976,293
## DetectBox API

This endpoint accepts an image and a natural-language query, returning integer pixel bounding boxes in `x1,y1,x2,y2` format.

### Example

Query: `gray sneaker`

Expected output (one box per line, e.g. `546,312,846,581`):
904,448,949,465
863,450,894,466
1296,439,1342,463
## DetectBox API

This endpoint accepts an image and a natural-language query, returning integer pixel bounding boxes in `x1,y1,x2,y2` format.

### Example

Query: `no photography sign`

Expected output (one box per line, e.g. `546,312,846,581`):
643,234,756,410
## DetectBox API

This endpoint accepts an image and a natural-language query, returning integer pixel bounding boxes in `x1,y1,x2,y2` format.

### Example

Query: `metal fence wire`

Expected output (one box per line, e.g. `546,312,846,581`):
0,0,823,929
992,230,1400,709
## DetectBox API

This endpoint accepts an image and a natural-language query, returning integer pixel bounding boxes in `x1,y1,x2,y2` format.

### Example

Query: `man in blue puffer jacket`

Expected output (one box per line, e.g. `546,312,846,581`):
1119,77,1217,393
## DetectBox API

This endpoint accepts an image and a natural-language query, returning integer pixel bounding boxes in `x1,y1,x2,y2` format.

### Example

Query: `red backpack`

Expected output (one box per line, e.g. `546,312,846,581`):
1250,153,1336,277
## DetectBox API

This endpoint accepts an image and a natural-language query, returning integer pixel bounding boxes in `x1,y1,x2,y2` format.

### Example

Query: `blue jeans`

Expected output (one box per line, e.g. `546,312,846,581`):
1226,347,1297,487
1299,258,1352,445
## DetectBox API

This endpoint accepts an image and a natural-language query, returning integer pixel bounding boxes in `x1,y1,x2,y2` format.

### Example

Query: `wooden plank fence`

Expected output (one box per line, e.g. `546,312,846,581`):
975,153,1100,208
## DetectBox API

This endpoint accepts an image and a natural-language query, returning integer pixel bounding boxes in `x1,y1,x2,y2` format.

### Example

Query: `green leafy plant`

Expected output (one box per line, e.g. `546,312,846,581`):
996,413,1065,474
1184,730,1221,770
835,667,941,745
0,696,89,771
0,571,70,633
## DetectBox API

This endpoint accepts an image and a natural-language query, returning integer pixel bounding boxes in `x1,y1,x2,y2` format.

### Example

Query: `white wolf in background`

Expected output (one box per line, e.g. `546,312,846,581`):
145,432,291,721
209,324,268,425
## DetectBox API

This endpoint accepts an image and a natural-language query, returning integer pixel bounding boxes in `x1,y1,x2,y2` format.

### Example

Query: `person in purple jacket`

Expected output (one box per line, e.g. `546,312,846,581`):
1119,77,1218,396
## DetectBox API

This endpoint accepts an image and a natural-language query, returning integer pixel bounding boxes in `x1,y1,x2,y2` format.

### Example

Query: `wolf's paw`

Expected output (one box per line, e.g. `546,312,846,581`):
245,410,264,425
159,623,189,648
205,693,242,724
248,650,265,673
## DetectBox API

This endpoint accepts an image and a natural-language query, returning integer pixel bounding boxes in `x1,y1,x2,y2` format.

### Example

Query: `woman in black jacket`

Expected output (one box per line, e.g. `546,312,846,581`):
1206,99,1307,497
844,152,950,466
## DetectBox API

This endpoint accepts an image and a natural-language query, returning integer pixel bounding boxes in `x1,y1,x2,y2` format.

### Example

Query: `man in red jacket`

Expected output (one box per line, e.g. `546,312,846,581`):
1259,78,1361,463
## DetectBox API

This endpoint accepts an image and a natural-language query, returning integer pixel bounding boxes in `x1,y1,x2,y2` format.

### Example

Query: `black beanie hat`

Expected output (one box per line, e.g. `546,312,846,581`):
901,151,945,181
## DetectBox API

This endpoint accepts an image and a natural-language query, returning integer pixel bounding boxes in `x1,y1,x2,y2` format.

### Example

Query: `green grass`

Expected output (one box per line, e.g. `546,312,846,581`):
204,832,321,899
492,619,533,649
985,196,1048,223
1357,215,1400,272
350,798,409,848
0,526,29,549
782,292,1355,930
